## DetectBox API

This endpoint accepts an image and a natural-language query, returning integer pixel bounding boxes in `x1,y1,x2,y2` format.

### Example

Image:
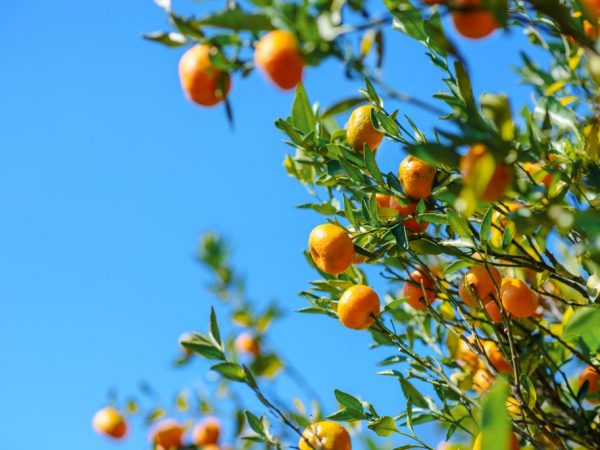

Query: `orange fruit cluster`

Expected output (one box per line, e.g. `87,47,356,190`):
148,417,222,450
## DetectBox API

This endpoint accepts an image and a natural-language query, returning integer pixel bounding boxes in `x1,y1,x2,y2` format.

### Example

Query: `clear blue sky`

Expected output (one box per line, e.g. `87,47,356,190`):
0,1,537,449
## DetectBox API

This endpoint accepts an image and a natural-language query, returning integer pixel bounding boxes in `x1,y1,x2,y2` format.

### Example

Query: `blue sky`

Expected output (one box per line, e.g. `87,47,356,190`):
0,1,538,449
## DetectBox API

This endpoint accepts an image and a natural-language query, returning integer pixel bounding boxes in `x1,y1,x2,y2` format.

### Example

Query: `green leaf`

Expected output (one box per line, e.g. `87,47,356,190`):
291,84,316,134
211,362,246,382
562,307,600,357
454,61,475,109
364,147,384,184
197,10,274,31
480,206,494,243
447,209,472,239
444,259,474,275
418,213,448,224
327,407,367,421
480,377,510,450
143,31,187,47
481,94,514,140
334,389,364,411
392,224,408,250
245,411,266,436
368,416,397,437
209,307,222,347
181,335,225,360
321,97,364,119
399,377,428,408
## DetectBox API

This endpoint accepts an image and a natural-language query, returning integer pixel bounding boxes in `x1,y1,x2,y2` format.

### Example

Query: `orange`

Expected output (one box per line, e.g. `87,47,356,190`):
255,30,303,90
500,278,539,318
234,332,260,357
403,269,436,310
456,338,479,370
473,431,520,450
578,366,600,402
299,421,352,450
92,406,127,439
399,155,436,199
506,396,521,417
472,369,494,393
337,285,380,330
451,0,498,39
346,105,384,152
497,202,522,228
192,417,221,446
484,300,502,324
481,341,511,374
460,144,512,201
179,45,231,107
375,193,392,208
582,0,600,19
584,19,599,38
389,197,429,233
150,420,184,450
308,224,356,275
458,265,502,307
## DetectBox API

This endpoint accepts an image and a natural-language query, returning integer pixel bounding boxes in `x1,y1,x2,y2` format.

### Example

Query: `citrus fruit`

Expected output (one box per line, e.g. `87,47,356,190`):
460,144,512,201
337,285,380,330
473,431,520,450
346,105,384,153
92,406,127,439
299,421,352,450
578,365,600,402
150,420,184,450
308,224,356,275
451,0,498,39
192,417,220,446
389,197,429,232
500,278,539,318
403,269,436,310
399,155,436,199
179,44,231,107
255,30,303,90
235,332,260,357
458,265,502,307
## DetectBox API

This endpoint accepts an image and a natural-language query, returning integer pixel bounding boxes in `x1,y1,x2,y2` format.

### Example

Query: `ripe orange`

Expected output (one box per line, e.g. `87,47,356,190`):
582,0,600,19
375,193,392,208
403,269,436,310
481,341,511,374
399,155,436,199
506,396,521,417
473,431,520,450
472,369,494,393
234,332,260,357
255,30,303,90
179,44,231,107
192,417,221,446
451,0,498,39
150,420,184,450
92,406,127,439
460,144,512,201
578,366,600,401
308,224,356,275
584,19,599,38
299,421,352,450
456,338,479,370
500,278,539,318
484,300,502,324
346,105,384,152
389,197,429,233
337,285,380,330
458,265,502,307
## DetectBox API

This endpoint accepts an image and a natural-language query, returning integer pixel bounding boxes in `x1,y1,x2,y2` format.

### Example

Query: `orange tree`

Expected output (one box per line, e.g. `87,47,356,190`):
93,0,600,448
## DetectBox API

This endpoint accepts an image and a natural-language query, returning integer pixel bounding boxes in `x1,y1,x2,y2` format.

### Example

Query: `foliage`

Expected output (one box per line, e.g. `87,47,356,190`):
98,0,600,448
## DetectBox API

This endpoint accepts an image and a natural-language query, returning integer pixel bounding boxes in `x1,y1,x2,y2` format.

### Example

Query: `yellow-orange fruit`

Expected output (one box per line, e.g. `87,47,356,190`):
308,224,356,275
522,162,553,186
578,366,600,402
179,45,231,107
338,285,380,330
458,265,502,307
192,417,221,446
451,0,498,39
403,269,436,310
389,197,429,233
299,421,352,450
460,144,512,201
92,406,127,439
457,338,479,370
506,396,521,417
235,332,260,357
473,431,520,450
255,30,303,90
346,105,384,152
484,300,502,324
151,420,184,450
375,193,392,208
472,369,494,393
582,0,600,19
481,341,511,374
399,155,436,199
500,278,539,318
